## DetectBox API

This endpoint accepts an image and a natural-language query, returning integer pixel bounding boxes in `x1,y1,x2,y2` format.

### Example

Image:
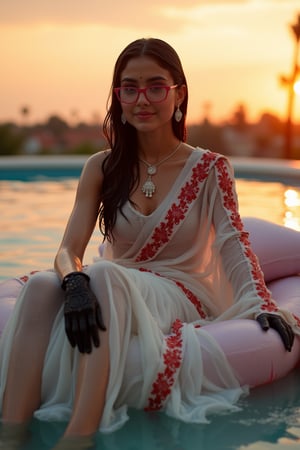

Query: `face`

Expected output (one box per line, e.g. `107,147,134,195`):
118,56,186,134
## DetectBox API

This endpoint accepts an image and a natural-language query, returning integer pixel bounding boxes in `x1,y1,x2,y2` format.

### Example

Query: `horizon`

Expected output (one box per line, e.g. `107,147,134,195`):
4,105,300,128
1,0,300,125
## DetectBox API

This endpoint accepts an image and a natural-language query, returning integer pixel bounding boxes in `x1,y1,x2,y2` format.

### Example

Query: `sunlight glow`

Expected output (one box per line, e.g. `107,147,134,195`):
294,80,300,96
1,1,300,123
284,188,299,207
284,189,300,231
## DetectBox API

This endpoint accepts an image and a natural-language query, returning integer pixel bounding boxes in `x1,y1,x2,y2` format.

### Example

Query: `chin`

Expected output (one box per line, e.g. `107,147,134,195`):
132,121,158,132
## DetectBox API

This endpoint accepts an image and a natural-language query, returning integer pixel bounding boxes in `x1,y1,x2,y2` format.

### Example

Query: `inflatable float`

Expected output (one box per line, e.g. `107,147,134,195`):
0,218,300,392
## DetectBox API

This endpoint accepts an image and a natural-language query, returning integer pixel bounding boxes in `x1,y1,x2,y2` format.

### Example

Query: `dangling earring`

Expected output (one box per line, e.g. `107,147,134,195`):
174,106,183,122
121,113,126,125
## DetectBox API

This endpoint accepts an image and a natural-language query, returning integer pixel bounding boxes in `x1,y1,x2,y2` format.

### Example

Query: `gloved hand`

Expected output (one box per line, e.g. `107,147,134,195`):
256,313,294,352
62,271,106,354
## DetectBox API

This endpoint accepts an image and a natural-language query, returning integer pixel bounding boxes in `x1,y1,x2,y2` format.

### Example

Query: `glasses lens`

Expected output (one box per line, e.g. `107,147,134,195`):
119,87,138,103
146,86,167,102
117,86,169,103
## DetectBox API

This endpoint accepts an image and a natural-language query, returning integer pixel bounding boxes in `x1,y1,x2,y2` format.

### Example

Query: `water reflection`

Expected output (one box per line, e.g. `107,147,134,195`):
284,188,300,230
51,435,96,450
238,424,300,448
16,368,300,450
0,178,299,281
235,179,300,232
0,423,31,450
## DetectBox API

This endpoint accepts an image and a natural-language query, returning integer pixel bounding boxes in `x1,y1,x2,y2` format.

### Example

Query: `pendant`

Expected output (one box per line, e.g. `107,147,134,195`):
141,165,157,198
142,176,156,198
147,165,157,176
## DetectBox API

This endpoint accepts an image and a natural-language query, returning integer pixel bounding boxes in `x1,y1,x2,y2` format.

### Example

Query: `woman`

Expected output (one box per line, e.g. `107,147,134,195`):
0,38,297,443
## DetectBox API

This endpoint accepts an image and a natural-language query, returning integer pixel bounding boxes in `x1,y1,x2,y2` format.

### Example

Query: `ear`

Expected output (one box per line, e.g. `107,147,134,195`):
176,85,187,106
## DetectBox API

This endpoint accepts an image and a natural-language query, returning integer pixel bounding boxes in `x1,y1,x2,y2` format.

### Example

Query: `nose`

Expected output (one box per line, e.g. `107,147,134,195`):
136,90,149,104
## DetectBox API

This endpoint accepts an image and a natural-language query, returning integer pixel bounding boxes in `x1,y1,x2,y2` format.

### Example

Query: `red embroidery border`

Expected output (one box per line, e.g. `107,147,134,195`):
139,268,207,319
135,151,218,263
19,270,40,284
215,158,278,313
145,318,183,411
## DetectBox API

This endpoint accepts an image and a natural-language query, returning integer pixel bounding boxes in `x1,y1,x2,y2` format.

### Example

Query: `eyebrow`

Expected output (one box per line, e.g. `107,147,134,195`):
120,76,168,83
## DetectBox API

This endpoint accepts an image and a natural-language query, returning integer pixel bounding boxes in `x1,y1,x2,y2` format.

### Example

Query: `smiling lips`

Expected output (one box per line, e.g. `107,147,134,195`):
135,111,154,120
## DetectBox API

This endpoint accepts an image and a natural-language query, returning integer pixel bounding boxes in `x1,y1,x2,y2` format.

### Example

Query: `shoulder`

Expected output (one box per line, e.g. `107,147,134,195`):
190,147,235,183
191,146,230,166
182,144,233,175
194,146,226,160
77,150,111,195
81,150,111,178
84,149,111,169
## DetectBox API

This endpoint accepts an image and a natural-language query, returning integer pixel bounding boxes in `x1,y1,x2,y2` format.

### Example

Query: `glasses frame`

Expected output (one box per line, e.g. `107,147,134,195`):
114,84,178,104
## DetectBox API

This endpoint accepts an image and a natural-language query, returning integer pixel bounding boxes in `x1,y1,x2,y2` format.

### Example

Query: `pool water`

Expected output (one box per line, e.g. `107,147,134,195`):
0,166,300,449
9,369,300,449
1,177,300,281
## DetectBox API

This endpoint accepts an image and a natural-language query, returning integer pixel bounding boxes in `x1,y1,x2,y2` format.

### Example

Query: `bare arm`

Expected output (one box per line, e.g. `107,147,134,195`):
54,151,107,280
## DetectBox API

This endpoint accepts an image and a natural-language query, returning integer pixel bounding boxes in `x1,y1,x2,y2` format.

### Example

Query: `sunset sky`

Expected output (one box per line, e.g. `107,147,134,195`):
1,0,300,125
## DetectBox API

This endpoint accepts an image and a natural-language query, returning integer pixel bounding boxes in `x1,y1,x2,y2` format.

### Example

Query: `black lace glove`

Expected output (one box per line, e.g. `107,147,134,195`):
256,313,294,352
62,272,106,354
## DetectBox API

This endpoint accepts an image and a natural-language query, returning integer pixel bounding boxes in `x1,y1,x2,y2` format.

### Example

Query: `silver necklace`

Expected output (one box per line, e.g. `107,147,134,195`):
139,141,182,198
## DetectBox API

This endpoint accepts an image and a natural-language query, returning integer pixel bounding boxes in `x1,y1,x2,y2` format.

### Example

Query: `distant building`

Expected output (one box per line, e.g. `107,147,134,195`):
22,127,105,154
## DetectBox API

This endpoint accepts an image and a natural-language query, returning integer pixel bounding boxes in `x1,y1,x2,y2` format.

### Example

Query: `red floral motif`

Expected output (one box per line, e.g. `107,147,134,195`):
152,223,170,245
17,266,88,285
178,182,197,203
145,319,183,411
139,268,207,319
166,204,185,225
136,151,218,262
19,275,29,283
215,158,278,312
19,270,40,283
293,314,300,327
174,280,207,319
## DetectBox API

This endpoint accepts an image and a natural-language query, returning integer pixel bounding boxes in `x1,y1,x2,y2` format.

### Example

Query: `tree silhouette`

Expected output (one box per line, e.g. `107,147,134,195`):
20,105,30,126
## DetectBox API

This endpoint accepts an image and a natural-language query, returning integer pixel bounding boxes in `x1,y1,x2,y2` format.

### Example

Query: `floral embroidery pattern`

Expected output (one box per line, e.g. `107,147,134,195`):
145,319,183,411
215,158,278,313
174,280,207,319
139,268,207,319
17,265,89,285
135,151,218,263
293,314,300,328
19,270,40,283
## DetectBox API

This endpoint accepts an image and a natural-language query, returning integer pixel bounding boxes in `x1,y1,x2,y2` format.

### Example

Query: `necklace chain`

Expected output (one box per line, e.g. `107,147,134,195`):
139,141,182,198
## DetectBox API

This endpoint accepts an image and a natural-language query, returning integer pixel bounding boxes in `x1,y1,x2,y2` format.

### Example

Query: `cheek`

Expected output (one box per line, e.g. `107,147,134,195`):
121,105,133,119
153,95,176,115
160,102,176,120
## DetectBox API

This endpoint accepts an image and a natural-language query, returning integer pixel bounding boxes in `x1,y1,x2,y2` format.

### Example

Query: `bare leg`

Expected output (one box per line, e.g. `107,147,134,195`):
3,261,134,440
2,272,63,423
52,435,96,450
64,329,110,437
0,422,30,450
61,260,134,438
61,260,136,438
63,274,112,438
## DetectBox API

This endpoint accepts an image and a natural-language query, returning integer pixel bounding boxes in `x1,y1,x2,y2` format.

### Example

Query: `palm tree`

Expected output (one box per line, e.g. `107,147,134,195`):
20,105,30,127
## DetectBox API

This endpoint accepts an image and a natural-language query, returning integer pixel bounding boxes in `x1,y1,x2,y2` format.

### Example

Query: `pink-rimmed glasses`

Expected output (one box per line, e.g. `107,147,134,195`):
114,85,178,104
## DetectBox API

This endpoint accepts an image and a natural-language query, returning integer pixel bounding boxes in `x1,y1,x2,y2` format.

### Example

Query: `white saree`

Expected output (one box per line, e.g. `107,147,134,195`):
0,148,299,432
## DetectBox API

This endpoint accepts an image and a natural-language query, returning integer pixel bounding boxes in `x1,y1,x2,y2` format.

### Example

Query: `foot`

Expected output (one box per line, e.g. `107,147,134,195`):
52,434,96,450
0,422,30,450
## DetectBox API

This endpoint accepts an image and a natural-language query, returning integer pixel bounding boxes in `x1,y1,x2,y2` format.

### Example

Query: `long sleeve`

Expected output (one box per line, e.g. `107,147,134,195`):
211,157,279,317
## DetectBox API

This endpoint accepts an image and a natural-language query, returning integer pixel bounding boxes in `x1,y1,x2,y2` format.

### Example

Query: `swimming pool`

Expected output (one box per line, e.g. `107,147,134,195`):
1,155,300,281
1,156,300,449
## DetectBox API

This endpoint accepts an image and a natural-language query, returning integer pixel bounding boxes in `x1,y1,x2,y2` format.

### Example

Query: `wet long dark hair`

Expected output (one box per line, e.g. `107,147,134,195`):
99,38,188,241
